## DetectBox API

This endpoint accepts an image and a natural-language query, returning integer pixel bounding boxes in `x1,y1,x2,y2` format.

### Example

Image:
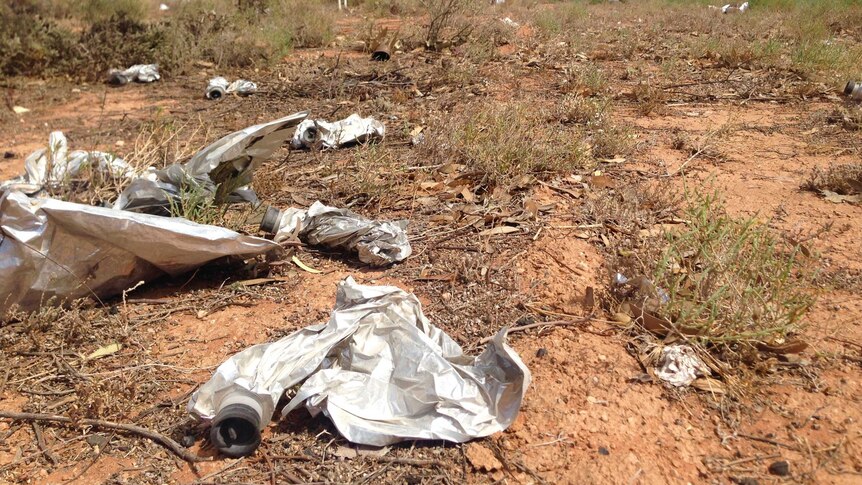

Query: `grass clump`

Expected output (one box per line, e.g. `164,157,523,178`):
423,101,591,186
803,163,862,196
618,192,815,354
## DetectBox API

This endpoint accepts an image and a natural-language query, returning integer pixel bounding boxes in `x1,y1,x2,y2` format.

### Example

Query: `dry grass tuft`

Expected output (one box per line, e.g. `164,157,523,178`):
421,100,592,187
804,163,862,196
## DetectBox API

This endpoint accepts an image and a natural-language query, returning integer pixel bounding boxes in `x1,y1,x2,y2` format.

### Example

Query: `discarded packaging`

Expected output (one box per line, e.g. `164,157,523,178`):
205,77,258,100
655,345,710,387
501,17,520,28
721,2,748,14
845,81,862,102
291,114,385,149
1,131,135,195
116,112,308,213
108,64,160,85
0,191,278,315
260,201,411,266
189,277,530,456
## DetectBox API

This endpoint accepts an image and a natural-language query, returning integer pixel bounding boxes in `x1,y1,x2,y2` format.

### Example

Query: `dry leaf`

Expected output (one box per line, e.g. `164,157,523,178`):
756,339,808,354
524,198,539,219
612,312,632,324
234,277,286,287
478,226,520,236
430,214,455,224
292,255,322,274
590,175,615,189
460,186,475,202
86,343,122,361
691,377,726,394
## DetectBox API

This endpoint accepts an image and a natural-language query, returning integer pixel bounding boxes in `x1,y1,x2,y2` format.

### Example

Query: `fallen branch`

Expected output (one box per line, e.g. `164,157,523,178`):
0,410,208,463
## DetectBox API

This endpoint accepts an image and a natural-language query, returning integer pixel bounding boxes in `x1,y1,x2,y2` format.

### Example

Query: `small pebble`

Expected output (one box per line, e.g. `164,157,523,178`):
768,460,790,476
3,151,14,159
536,348,548,358
598,446,610,456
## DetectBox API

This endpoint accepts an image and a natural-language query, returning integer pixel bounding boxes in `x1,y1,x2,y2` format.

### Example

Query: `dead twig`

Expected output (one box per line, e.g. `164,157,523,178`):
715,452,782,470
0,410,208,463
475,319,590,345
540,247,587,277
737,433,800,451
32,422,59,465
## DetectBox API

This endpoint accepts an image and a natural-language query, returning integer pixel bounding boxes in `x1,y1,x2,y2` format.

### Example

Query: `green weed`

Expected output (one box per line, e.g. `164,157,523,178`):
647,192,815,348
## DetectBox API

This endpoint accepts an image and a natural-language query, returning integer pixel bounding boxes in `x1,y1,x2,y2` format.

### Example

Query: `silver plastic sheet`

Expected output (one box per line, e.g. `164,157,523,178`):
271,201,411,266
291,114,385,149
189,276,530,447
0,191,279,314
108,64,160,85
206,77,258,100
1,132,135,195
115,112,308,213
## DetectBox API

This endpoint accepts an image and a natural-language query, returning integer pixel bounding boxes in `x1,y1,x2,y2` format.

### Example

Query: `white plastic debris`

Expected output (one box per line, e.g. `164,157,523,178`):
0,132,135,195
262,201,411,266
655,345,711,387
115,112,308,213
12,106,30,115
721,2,748,14
501,17,520,28
0,191,279,315
107,64,160,85
159,3,169,11
291,114,385,149
206,77,258,100
189,276,530,456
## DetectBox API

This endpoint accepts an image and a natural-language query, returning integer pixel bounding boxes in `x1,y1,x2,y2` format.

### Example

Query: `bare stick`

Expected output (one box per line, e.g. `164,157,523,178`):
0,410,208,463
718,452,781,469
32,422,59,465
737,433,800,451
475,319,589,345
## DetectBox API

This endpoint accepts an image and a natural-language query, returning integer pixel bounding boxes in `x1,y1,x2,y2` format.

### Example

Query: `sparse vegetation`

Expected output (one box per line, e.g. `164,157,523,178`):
0,0,336,78
610,191,817,388
422,100,592,186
